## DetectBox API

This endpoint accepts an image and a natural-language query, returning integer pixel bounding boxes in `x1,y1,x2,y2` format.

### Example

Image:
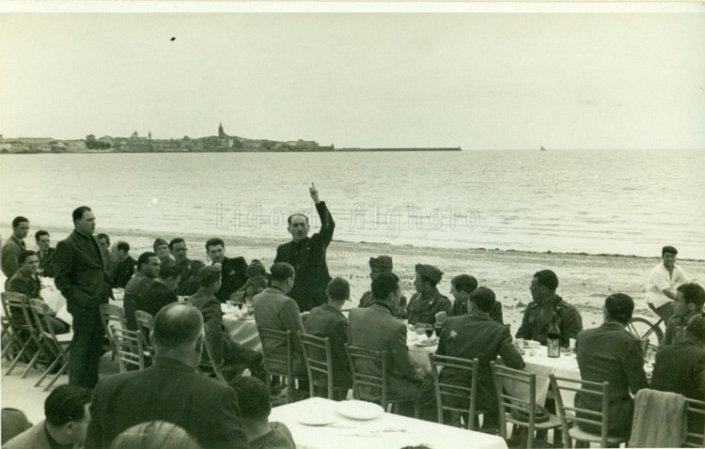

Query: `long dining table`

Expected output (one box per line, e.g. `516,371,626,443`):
270,396,509,449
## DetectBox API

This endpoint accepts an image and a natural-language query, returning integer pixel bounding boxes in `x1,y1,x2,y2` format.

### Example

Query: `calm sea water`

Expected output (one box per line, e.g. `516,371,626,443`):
1,150,704,259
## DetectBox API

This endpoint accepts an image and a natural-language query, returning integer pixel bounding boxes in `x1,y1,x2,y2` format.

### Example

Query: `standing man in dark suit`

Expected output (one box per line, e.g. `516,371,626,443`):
85,302,249,449
54,206,112,389
434,287,524,430
206,237,247,303
348,272,426,413
275,183,335,312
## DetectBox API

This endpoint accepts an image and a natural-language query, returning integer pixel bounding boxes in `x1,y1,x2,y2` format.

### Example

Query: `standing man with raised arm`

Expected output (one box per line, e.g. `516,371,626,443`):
275,183,335,312
54,206,112,389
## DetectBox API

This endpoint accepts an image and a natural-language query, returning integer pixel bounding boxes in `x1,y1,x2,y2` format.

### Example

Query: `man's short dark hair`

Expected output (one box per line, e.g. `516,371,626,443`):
326,277,350,302
662,246,678,256
11,216,29,228
18,250,36,265
169,237,185,250
270,263,294,282
678,283,705,310
230,376,271,420
533,270,559,292
44,385,92,427
116,241,130,253
35,230,49,242
372,272,400,301
205,238,224,250
153,303,203,349
72,206,92,223
470,287,496,313
604,293,634,325
137,252,157,271
287,213,309,227
97,233,110,245
451,275,478,295
158,265,180,280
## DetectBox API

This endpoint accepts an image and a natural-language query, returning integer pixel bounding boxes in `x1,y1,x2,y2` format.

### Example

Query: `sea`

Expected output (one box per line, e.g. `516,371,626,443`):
1,149,704,259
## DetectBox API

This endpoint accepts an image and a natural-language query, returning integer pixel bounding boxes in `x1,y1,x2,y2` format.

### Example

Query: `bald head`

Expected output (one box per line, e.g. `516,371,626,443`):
153,303,203,351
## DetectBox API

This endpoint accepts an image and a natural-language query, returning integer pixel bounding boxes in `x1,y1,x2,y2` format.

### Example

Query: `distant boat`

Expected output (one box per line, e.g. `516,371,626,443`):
540,146,547,151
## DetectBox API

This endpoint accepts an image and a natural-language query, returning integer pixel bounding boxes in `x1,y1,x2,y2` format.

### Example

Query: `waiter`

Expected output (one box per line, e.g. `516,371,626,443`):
274,183,335,312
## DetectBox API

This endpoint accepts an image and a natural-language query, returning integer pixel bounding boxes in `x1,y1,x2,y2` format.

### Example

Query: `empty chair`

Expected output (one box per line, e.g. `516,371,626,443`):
429,354,486,430
491,363,562,449
3,292,49,377
550,374,627,448
345,344,420,418
28,298,72,391
110,325,145,372
299,332,336,400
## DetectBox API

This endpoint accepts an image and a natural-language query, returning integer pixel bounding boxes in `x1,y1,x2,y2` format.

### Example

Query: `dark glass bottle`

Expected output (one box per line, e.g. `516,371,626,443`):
547,315,561,358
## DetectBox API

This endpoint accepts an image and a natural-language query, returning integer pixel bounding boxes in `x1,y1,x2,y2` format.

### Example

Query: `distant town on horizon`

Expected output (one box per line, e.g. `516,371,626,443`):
0,123,461,154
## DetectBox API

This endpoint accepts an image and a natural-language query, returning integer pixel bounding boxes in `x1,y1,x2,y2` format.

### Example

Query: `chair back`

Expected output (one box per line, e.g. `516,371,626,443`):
2,292,34,333
257,327,293,378
3,292,48,376
299,332,334,399
429,354,481,429
134,310,155,356
109,324,145,372
28,298,72,390
684,397,705,448
549,374,611,449
345,344,389,408
490,362,542,439
198,339,233,384
27,299,55,355
99,303,127,358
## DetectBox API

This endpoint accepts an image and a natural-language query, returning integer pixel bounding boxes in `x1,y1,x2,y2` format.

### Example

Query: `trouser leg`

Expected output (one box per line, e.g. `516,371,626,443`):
69,308,104,389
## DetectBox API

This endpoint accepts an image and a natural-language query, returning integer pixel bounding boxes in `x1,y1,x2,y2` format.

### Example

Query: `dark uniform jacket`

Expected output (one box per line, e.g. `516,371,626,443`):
575,322,648,437
359,290,408,319
54,230,111,314
451,298,504,324
136,281,178,319
174,258,205,296
188,290,236,365
437,312,524,413
515,295,582,347
275,201,334,312
37,247,57,278
111,256,136,289
407,289,452,326
216,256,248,303
304,303,352,390
85,357,249,449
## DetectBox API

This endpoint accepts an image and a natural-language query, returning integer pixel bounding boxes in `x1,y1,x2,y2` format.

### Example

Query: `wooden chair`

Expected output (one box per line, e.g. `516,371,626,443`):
491,363,562,449
99,303,127,360
28,299,72,391
550,374,626,448
198,340,239,384
257,327,306,404
429,354,487,430
345,344,421,419
109,325,145,372
683,397,705,448
1,292,26,363
299,332,335,400
3,292,50,377
134,310,155,358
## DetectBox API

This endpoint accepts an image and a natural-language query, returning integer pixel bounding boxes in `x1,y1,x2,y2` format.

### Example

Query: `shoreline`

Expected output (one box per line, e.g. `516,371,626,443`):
4,224,703,336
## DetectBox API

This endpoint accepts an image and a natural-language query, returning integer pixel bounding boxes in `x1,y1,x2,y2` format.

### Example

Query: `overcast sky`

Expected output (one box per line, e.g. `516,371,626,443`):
1,3,704,150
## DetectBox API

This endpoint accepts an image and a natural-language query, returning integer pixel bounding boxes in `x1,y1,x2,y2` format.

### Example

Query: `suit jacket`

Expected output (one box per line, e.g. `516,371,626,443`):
348,303,424,401
175,257,205,296
274,201,334,312
111,255,136,289
407,289,452,326
1,235,25,279
84,357,248,449
575,322,648,436
188,290,235,365
216,256,248,303
2,420,81,449
436,312,524,412
451,298,504,324
652,338,705,401
54,230,111,314
37,247,57,278
253,287,305,357
304,304,352,389
135,281,178,320
7,269,41,300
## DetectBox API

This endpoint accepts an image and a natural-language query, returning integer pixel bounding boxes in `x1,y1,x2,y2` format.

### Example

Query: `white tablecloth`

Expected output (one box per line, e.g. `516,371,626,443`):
270,397,508,449
223,313,261,352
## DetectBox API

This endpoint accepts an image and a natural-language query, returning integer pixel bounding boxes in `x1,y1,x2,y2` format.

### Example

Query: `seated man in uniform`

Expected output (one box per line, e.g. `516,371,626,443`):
449,274,503,324
407,264,452,326
358,256,407,319
124,252,160,331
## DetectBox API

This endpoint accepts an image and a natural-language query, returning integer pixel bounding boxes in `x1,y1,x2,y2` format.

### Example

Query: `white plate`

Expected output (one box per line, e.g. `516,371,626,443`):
298,412,336,426
336,400,385,420
413,341,437,347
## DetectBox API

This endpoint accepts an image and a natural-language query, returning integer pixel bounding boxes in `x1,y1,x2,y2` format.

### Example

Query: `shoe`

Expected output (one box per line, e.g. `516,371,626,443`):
532,438,551,448
505,434,527,449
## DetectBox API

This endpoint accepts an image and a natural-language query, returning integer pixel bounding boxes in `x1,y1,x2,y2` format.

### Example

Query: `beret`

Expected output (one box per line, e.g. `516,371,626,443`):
415,263,443,284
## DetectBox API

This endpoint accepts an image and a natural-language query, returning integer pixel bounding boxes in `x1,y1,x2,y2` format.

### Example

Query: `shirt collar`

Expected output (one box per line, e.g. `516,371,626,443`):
372,301,395,315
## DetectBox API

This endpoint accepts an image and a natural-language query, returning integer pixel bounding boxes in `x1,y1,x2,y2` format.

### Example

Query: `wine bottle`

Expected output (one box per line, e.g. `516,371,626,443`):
547,315,561,358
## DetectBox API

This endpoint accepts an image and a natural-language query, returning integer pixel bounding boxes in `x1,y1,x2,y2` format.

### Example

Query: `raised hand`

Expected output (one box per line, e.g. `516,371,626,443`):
309,182,320,203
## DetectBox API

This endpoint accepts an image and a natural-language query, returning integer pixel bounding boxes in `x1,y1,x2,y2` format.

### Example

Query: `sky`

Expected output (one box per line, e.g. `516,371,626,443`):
1,2,704,150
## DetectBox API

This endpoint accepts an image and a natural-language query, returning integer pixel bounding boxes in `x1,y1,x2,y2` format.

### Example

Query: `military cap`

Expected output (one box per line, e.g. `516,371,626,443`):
369,256,393,271
153,238,169,251
246,259,267,278
198,264,222,284
415,263,443,284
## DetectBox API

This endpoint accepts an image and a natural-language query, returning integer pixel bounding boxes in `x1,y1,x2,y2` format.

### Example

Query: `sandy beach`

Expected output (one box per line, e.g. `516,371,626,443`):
7,224,703,334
